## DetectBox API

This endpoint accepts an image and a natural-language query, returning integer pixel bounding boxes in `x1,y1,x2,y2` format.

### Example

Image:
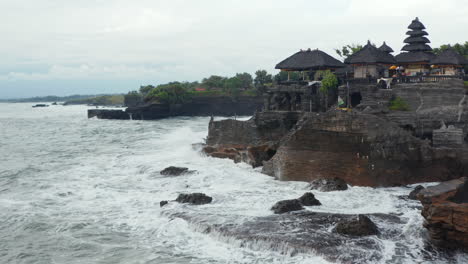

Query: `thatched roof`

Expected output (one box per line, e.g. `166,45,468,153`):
406,30,428,36
395,51,435,64
404,36,430,44
345,41,396,64
402,43,433,52
431,48,468,65
378,42,394,53
275,49,345,70
408,17,426,30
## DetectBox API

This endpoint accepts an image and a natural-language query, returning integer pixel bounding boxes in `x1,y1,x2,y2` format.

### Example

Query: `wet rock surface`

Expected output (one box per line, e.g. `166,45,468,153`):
310,178,348,192
175,193,213,205
297,192,321,206
164,211,406,264
271,199,304,214
418,177,468,250
408,185,425,200
160,166,190,176
333,215,379,236
160,200,168,207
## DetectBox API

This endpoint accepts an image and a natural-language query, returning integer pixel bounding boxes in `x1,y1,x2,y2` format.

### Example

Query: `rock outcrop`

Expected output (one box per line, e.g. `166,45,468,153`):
176,193,213,205
408,185,425,200
333,215,379,236
271,199,304,214
160,166,190,176
418,177,468,250
298,192,321,206
88,96,263,120
310,178,348,192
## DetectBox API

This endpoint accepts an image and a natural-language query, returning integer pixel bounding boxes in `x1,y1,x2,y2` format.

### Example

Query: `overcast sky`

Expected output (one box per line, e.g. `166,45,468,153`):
0,0,467,98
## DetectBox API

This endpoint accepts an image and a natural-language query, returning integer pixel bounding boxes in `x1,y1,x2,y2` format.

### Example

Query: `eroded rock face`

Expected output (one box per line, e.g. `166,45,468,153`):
160,166,190,176
298,193,321,206
418,177,468,250
334,215,379,236
262,111,468,187
176,193,213,205
204,111,301,167
271,199,304,214
310,178,348,192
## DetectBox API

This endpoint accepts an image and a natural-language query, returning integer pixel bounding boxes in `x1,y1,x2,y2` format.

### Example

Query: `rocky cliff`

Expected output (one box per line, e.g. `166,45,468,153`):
204,110,468,187
418,177,468,250
88,96,263,120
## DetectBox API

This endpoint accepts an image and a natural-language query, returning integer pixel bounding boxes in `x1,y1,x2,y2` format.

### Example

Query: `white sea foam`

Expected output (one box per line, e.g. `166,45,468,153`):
0,103,466,263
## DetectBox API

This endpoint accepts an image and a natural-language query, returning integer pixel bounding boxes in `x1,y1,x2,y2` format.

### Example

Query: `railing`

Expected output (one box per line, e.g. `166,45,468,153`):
394,75,462,83
277,80,309,86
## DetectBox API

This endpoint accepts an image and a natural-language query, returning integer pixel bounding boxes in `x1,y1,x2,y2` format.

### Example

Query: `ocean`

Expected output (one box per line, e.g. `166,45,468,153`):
0,103,467,264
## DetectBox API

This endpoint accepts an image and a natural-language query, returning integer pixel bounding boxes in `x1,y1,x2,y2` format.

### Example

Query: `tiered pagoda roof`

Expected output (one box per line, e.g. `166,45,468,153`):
345,41,396,64
275,49,345,71
431,48,468,66
396,17,435,64
378,42,394,53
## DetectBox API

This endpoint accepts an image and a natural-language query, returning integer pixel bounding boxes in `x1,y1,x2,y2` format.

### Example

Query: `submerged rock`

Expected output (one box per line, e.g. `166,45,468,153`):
298,192,321,206
418,177,468,250
271,199,304,214
160,166,189,176
176,193,212,205
334,215,379,236
160,201,168,207
408,185,425,200
310,178,348,192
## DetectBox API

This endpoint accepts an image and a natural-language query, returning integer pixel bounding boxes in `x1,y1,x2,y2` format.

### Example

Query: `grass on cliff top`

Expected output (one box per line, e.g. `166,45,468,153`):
464,81,468,87
389,97,410,111
189,89,258,97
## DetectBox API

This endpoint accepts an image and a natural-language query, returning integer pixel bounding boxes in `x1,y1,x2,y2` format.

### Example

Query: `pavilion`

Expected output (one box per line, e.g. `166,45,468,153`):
275,49,345,81
345,41,396,78
430,48,467,75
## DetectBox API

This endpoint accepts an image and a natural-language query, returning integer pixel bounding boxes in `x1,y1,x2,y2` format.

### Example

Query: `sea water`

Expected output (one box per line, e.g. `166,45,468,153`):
0,103,467,264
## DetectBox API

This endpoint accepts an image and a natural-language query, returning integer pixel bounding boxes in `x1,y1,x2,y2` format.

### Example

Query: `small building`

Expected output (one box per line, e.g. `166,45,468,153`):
275,48,345,81
430,48,468,76
378,42,394,54
345,41,396,78
395,17,435,75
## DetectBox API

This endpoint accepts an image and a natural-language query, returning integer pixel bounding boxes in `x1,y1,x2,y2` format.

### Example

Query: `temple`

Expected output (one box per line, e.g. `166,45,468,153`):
264,17,467,112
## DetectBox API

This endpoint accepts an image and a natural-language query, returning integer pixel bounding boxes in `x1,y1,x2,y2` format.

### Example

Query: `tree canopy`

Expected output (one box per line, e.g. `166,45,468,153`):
335,44,364,59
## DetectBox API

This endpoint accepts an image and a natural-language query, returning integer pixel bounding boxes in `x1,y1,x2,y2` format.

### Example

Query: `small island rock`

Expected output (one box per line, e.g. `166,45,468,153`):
271,199,304,214
176,193,213,205
160,166,189,176
310,178,348,192
334,215,379,236
298,192,321,206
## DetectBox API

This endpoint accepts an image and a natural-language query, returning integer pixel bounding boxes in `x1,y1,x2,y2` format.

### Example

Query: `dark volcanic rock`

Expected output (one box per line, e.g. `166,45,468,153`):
160,201,168,207
271,199,304,214
310,178,348,192
164,211,404,264
334,215,379,236
176,193,213,205
408,185,425,200
298,192,321,206
418,177,468,249
160,166,189,176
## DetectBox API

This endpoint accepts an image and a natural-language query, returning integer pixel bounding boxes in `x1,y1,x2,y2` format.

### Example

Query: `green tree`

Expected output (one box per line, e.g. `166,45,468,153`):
254,70,273,94
235,72,253,89
201,75,227,90
223,77,243,97
146,83,191,104
124,91,143,107
274,71,301,83
316,70,338,110
139,85,155,95
335,44,364,59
